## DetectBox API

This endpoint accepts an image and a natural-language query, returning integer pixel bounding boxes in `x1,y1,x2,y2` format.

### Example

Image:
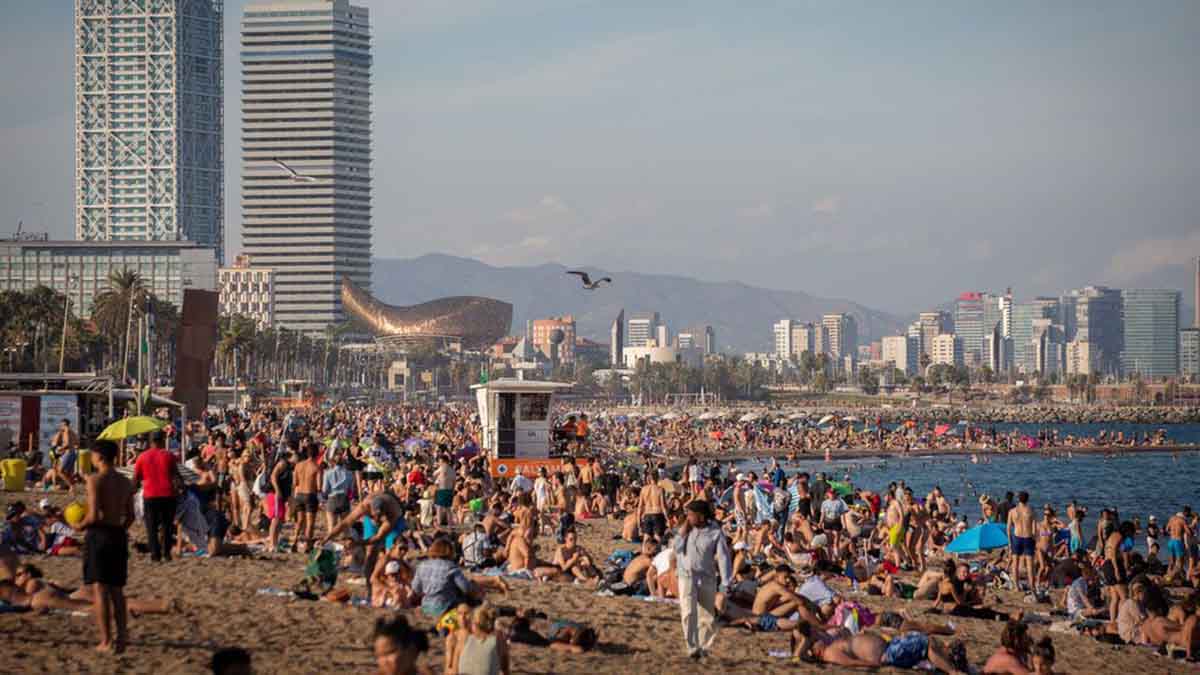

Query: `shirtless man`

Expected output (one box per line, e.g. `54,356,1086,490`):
723,571,822,628
291,447,322,551
320,490,405,596
794,624,962,673
1167,511,1190,581
1007,491,1036,592
622,539,659,594
637,476,668,543
77,440,135,654
886,493,909,568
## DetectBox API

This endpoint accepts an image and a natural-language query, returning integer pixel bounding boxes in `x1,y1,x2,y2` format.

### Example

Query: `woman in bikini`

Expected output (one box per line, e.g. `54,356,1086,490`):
1035,506,1060,590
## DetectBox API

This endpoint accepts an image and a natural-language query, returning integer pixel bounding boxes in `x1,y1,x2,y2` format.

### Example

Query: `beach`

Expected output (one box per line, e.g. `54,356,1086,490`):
2,490,1193,674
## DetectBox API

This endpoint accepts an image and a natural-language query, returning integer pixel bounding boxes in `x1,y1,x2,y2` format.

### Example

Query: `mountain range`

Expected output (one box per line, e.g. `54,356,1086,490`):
370,254,908,354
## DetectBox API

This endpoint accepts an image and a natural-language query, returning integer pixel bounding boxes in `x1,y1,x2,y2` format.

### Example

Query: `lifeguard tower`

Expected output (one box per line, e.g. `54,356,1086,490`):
472,378,572,477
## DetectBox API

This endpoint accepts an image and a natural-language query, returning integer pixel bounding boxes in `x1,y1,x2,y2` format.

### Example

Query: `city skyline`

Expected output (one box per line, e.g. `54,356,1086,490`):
3,2,1199,313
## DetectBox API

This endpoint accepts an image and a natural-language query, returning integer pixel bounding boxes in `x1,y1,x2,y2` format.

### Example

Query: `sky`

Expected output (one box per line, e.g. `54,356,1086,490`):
1,1,1198,313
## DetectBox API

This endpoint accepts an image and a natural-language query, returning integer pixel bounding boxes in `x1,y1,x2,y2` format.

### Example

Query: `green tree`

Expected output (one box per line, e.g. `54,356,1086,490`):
92,270,149,380
857,365,879,395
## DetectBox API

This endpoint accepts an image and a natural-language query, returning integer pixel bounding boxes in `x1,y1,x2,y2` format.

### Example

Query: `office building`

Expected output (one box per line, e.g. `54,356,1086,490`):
623,345,702,369
627,312,660,347
75,0,224,253
240,0,372,335
821,313,858,362
774,319,814,360
1031,319,1065,377
676,325,715,354
881,335,917,376
655,324,670,349
1065,341,1098,377
773,319,794,358
984,323,1010,374
531,316,576,365
1195,257,1200,328
610,309,624,367
930,334,964,367
1063,285,1123,376
218,255,274,328
955,293,985,364
917,311,950,357
1121,289,1180,379
1011,298,1060,375
0,239,217,316
1181,328,1200,379
997,290,1013,338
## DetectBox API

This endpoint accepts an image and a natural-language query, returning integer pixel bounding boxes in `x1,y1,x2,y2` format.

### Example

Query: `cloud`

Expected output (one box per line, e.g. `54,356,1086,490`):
736,201,774,220
812,196,840,215
1104,231,1200,282
503,194,573,224
470,233,553,265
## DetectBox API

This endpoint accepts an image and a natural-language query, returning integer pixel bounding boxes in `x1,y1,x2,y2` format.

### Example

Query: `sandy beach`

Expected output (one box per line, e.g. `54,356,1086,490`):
1,490,1194,674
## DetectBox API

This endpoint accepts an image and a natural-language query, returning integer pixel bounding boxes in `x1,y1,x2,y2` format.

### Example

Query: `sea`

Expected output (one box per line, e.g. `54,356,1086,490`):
880,422,1200,445
732,449,1200,552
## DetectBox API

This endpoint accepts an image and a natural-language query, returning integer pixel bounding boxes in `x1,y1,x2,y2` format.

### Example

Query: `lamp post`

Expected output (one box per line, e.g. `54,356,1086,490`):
58,275,78,373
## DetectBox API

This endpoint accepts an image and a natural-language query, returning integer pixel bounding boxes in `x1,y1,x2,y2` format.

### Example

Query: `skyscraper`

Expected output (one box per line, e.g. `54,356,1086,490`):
917,311,950,357
1010,298,1059,375
627,312,660,347
610,309,624,367
241,0,372,335
1181,328,1200,379
822,313,858,364
1194,257,1200,328
1120,289,1180,379
955,293,984,364
75,0,224,253
882,335,917,375
1063,286,1123,376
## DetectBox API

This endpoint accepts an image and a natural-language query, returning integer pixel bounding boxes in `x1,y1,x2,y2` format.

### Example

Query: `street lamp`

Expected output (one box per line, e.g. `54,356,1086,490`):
58,275,78,374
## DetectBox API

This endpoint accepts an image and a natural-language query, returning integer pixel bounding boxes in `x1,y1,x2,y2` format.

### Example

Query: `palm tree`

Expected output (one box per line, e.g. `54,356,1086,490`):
92,270,149,380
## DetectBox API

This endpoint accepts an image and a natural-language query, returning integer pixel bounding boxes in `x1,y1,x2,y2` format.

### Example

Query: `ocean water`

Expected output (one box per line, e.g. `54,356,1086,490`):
931,422,1200,445
733,450,1200,549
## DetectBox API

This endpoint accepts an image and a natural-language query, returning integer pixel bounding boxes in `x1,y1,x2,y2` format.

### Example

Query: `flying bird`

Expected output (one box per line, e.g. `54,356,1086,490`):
566,270,612,290
272,158,319,183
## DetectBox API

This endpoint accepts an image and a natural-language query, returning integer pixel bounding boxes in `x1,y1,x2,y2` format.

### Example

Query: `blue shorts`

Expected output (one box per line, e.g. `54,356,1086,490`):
1167,538,1185,559
1011,536,1034,556
757,614,778,632
883,632,929,668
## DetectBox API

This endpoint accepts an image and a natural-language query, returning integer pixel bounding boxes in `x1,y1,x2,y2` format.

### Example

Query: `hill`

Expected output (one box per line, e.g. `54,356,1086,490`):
370,254,907,353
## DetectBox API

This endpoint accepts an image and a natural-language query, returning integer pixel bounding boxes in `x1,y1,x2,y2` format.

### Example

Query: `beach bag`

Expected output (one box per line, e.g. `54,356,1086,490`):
302,548,339,593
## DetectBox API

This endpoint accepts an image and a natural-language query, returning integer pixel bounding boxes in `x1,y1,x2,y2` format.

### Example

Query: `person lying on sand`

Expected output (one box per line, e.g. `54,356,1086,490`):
792,622,963,673
2,564,177,616
507,609,600,654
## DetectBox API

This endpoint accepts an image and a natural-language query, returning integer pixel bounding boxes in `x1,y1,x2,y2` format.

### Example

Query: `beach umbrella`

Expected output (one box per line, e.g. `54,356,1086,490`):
934,424,952,437
98,415,168,441
843,415,860,423
945,523,1009,554
698,411,721,421
625,445,641,454
739,412,761,423
817,414,836,426
661,412,680,421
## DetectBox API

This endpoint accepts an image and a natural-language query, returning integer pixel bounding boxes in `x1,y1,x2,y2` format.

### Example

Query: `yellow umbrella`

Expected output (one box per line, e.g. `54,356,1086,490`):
625,445,641,454
97,415,168,441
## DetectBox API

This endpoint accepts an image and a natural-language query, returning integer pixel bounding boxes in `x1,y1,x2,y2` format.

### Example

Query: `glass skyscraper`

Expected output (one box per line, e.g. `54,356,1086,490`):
74,0,224,255
1120,289,1180,379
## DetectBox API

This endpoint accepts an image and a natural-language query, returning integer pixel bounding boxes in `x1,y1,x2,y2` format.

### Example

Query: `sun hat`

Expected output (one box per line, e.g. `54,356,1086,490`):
384,560,401,575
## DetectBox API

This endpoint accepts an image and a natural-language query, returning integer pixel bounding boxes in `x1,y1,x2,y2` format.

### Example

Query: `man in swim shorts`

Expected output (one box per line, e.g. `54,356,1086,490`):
1167,511,1190,581
77,440,135,654
1007,491,1036,592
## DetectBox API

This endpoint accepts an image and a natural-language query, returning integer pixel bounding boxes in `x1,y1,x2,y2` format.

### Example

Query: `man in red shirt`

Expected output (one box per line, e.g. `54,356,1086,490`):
133,431,181,562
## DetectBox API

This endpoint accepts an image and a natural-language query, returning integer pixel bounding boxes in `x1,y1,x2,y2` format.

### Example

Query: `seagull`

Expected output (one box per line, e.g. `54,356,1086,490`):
272,158,319,183
566,270,612,290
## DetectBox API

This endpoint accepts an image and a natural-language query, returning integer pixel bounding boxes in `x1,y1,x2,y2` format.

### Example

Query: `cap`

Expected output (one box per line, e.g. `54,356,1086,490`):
735,473,747,482
38,498,51,510
384,560,401,575
1148,515,1157,522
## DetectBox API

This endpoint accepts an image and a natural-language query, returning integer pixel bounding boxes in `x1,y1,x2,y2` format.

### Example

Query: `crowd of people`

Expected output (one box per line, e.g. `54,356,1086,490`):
577,410,1178,457
0,400,1197,674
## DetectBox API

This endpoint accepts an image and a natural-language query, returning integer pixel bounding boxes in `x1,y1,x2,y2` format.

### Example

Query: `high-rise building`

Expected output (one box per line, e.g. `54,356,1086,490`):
821,313,858,363
219,255,275,329
1065,340,1098,376
75,0,224,253
1194,257,1200,329
1031,319,1065,376
610,309,624,367
1063,286,1123,376
1121,289,1180,379
655,324,670,349
531,316,576,365
998,290,1013,338
1181,328,1200,378
955,293,985,364
881,335,917,376
240,0,372,335
773,319,794,358
677,325,715,354
984,323,1010,374
930,334,964,367
917,311,950,357
627,312,660,347
1010,298,1060,375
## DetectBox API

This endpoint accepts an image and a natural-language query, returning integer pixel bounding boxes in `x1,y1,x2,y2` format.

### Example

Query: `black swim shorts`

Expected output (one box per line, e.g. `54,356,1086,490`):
83,526,129,587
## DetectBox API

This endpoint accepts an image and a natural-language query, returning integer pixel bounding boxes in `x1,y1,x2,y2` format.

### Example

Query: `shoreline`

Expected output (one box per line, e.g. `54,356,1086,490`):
654,444,1200,463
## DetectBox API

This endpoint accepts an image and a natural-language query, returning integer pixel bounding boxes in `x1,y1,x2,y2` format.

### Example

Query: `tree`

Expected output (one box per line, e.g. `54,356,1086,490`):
92,270,149,380
218,314,258,386
978,365,995,384
857,365,879,395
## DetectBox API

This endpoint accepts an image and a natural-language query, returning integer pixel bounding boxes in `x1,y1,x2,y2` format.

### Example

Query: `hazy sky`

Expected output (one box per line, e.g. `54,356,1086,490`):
2,1,1198,312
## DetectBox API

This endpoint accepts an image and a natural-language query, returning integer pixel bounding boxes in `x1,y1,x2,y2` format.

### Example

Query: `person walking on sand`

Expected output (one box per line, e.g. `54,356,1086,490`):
1006,491,1036,592
673,500,732,660
77,440,134,653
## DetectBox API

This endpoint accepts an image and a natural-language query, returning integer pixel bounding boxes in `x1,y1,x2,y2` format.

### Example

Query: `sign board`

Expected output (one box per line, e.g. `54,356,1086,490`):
490,457,565,478
0,396,21,453
38,395,79,465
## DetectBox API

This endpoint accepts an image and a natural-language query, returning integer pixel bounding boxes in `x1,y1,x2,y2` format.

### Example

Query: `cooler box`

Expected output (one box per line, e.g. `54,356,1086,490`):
1,458,27,491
